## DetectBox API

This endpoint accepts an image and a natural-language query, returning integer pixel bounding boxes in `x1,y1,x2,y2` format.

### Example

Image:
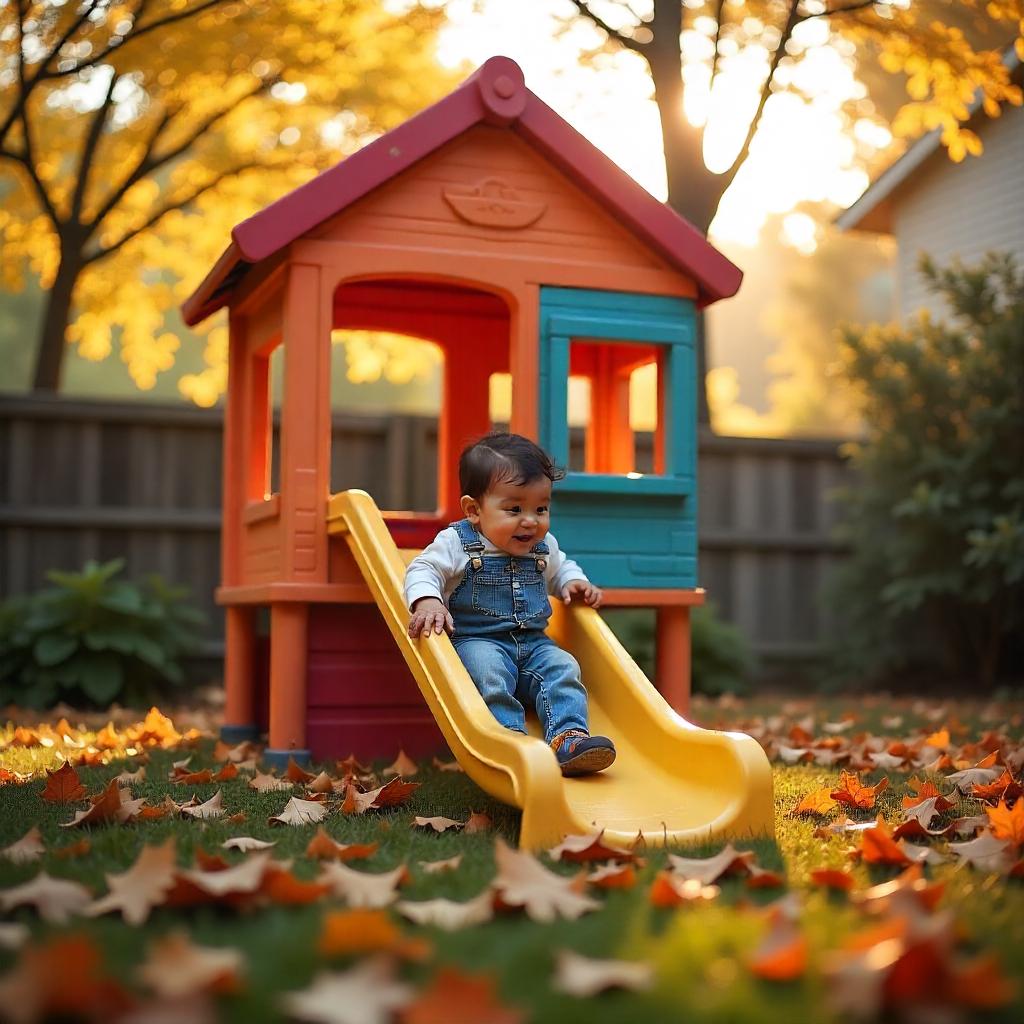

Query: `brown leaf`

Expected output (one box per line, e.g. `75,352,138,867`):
858,817,912,866
649,871,719,907
0,827,45,864
167,852,275,907
947,831,1016,873
666,843,755,884
59,777,124,828
809,868,855,892
269,796,328,827
86,839,178,925
136,930,244,998
491,838,600,922
41,761,87,802
552,950,654,997
305,826,378,862
281,960,412,1024
0,872,93,923
400,966,525,1024
396,891,495,931
249,770,292,793
364,776,421,809
431,756,463,772
587,862,638,889
214,762,239,782
181,791,225,821
419,855,463,874
411,815,462,833
170,768,214,784
317,861,409,908
222,837,277,853
464,811,493,833
548,831,636,864
53,838,92,860
306,771,336,794
318,909,430,961
384,749,418,777
286,756,315,784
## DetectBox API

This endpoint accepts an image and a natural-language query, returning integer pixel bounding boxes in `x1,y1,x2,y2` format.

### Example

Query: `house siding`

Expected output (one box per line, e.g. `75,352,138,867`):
890,101,1024,319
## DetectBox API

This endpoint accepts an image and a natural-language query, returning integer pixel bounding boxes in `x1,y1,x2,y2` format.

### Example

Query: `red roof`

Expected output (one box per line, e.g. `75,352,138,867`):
182,56,742,326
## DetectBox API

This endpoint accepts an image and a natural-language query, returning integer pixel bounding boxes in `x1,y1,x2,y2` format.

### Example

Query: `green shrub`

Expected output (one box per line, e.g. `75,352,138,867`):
0,559,206,708
604,603,753,695
827,252,1024,687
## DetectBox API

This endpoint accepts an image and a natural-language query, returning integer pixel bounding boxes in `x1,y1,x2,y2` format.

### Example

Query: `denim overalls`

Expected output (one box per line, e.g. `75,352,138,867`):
447,519,589,745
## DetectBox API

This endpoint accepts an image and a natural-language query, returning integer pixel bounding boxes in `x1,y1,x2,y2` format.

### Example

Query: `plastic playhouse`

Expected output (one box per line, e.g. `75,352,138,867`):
182,56,773,849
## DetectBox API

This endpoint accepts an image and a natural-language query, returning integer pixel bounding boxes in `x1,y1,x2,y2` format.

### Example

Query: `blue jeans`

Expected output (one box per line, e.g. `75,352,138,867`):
453,631,589,744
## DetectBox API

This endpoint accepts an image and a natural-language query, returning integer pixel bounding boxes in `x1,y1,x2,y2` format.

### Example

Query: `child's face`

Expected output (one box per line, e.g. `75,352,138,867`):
461,476,552,556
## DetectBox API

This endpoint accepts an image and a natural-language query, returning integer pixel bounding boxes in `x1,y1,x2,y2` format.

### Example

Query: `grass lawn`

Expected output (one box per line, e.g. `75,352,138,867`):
1,693,1022,1023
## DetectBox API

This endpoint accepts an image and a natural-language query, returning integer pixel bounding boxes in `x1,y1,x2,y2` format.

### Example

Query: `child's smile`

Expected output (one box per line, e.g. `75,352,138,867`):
463,477,552,556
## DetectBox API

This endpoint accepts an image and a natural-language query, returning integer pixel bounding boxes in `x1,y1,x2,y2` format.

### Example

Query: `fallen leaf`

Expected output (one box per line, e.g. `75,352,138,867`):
853,863,945,915
260,865,332,906
249,770,292,793
0,827,45,864
170,767,214,784
748,923,808,981
307,771,336,794
396,891,495,931
400,966,524,1024
776,744,813,765
305,826,378,862
830,771,889,810
946,763,1002,793
867,752,906,771
464,811,492,833
789,787,837,817
318,909,430,961
923,727,950,749
286,756,315,784
336,754,371,776
419,855,463,874
0,871,93,923
116,768,146,786
280,959,413,1024
548,831,635,863
972,769,1024,805
411,815,462,833
587,862,637,889
667,843,755,884
431,756,463,772
362,776,421,810
270,797,328,827
41,761,87,802
53,838,92,860
168,852,275,906
86,839,178,925
59,777,124,828
492,839,599,922
986,798,1024,845
222,837,277,852
948,832,1016,874
214,762,239,782
181,790,225,820
552,949,654,997
384,750,418,778
809,868,855,892
649,871,719,907
858,818,912,867
136,930,244,998
0,923,29,951
317,862,408,908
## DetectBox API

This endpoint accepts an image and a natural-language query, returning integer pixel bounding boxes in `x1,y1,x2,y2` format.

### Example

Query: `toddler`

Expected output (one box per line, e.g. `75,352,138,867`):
404,432,616,775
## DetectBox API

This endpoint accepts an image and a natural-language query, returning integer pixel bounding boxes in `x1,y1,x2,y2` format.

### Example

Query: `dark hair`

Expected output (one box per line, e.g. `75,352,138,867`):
459,432,565,499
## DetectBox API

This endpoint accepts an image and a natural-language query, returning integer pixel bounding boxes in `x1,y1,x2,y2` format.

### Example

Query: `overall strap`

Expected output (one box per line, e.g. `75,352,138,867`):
449,519,485,570
530,537,549,572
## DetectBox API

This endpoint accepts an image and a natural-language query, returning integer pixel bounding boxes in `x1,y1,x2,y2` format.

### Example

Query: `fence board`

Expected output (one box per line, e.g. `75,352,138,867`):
0,394,852,671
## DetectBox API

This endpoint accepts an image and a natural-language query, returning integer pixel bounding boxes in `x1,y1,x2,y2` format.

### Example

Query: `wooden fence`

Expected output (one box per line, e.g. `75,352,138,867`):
0,394,852,671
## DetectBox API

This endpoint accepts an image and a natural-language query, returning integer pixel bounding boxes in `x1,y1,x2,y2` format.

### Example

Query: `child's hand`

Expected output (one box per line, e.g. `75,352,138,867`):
561,580,602,608
408,597,454,638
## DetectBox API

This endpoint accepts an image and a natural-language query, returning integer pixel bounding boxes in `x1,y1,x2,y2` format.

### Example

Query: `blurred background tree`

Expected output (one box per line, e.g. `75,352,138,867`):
561,0,1023,423
0,0,456,398
826,252,1024,688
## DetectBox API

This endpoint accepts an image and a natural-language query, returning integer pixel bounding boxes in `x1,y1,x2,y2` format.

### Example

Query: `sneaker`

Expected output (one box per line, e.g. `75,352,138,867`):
555,733,616,776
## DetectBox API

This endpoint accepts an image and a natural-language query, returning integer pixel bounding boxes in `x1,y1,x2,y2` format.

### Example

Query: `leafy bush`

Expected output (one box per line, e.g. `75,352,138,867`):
0,559,206,708
827,252,1024,687
604,603,753,695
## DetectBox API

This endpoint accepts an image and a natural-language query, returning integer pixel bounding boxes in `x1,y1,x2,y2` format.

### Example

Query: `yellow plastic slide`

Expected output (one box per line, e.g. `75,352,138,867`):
327,490,774,850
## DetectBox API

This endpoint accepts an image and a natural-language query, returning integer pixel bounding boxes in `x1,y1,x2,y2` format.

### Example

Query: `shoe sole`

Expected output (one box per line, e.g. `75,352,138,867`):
559,747,616,776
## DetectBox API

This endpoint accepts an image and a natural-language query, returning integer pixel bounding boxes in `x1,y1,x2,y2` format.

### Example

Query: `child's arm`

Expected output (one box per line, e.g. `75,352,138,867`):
404,529,460,638
545,533,603,608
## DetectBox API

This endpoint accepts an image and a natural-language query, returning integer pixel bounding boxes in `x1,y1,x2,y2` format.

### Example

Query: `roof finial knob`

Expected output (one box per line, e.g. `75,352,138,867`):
476,56,526,126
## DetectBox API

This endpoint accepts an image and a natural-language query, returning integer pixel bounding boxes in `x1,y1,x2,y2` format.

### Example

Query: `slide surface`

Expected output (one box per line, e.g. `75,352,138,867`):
327,490,774,850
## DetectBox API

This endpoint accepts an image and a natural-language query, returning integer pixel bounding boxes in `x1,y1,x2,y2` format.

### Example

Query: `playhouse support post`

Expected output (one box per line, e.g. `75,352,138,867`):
265,602,311,765
221,605,260,743
655,605,691,717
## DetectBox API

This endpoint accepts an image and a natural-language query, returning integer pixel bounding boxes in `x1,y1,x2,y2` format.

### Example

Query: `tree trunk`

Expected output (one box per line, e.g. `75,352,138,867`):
32,250,82,392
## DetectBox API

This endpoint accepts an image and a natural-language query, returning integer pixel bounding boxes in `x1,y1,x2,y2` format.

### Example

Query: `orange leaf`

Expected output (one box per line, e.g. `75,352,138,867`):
587,863,637,890
172,768,214,784
809,868,855,892
986,798,1024,845
318,908,430,960
286,756,315,784
59,778,123,828
305,826,378,862
41,761,87,803
400,966,526,1024
214,762,239,782
831,771,889,810
789,786,837,817
972,770,1024,805
260,866,331,906
948,954,1018,1008
902,776,954,810
923,728,950,749
860,817,912,866
749,926,808,981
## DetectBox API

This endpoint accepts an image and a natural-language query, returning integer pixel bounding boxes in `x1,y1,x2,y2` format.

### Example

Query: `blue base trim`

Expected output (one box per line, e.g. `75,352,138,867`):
263,747,312,768
220,723,261,744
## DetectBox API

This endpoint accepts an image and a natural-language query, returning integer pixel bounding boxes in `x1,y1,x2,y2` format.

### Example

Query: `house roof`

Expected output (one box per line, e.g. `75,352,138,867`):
181,56,742,326
837,49,1022,234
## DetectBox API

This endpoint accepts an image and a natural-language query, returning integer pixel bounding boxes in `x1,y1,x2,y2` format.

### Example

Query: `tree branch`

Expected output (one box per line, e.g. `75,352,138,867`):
83,162,260,263
717,0,802,195
69,70,119,223
11,104,62,228
85,76,271,231
566,0,649,53
711,0,727,88
797,0,879,23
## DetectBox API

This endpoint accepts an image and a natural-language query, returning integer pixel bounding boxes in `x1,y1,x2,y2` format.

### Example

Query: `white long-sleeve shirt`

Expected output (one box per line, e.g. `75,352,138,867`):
404,527,589,610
